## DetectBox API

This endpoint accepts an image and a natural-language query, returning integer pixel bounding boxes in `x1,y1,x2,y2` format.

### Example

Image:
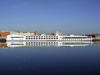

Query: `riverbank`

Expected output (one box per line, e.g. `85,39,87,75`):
93,38,100,41
93,40,100,44
0,38,6,42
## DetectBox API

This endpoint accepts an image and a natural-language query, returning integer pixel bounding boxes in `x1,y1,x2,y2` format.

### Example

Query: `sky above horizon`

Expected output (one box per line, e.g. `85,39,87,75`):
0,0,100,34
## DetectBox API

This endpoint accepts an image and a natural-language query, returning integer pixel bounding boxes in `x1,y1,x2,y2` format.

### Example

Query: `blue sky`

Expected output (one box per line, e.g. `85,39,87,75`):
0,0,100,34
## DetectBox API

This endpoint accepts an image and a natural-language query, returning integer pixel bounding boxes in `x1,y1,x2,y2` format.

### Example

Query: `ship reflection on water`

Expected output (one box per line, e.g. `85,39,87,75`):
1,41,94,48
0,41,100,75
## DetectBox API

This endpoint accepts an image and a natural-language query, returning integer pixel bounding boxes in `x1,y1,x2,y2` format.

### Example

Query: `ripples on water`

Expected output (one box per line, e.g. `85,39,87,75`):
0,41,100,75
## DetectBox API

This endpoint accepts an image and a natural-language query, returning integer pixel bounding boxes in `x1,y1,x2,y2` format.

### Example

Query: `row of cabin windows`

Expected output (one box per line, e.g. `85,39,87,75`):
26,42,58,46
26,36,58,38
26,42,57,44
26,38,58,39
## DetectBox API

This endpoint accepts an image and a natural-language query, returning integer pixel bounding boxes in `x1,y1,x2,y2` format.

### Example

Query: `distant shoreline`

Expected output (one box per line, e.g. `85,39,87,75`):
93,38,100,41
0,38,6,42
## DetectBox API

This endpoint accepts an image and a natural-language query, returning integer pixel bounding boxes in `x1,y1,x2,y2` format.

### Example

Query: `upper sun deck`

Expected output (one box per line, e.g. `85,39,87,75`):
61,35,89,37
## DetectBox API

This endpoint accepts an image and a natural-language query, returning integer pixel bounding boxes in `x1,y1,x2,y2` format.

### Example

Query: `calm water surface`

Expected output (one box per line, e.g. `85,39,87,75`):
0,43,100,75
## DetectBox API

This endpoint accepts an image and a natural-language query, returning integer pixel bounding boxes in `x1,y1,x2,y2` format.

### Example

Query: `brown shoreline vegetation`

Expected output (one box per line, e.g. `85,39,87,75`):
0,38,6,42
93,38,100,41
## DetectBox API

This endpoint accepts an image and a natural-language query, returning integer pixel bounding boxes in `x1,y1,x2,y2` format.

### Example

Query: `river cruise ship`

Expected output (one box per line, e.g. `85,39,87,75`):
6,31,93,41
